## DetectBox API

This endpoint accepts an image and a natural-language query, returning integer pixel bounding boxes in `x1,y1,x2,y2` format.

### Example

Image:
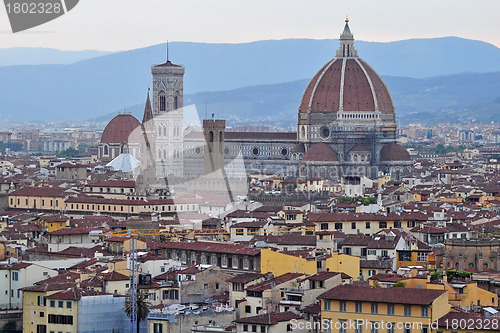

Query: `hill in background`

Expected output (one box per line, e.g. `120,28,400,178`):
1,37,500,123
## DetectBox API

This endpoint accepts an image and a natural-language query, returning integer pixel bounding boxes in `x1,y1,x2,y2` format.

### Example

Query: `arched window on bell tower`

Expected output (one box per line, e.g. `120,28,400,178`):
159,91,166,112
174,95,179,110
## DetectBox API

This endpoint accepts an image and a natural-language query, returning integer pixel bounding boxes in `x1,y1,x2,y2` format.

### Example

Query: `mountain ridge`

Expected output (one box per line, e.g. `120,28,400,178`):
94,70,500,127
1,37,500,122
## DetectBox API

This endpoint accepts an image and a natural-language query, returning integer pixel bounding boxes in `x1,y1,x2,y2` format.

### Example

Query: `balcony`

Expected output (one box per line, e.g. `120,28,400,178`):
285,288,304,295
279,299,302,306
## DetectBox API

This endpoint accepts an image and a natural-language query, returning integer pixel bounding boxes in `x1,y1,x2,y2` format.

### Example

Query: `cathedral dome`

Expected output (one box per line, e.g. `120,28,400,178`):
101,114,141,144
299,20,394,115
303,143,338,162
380,143,411,162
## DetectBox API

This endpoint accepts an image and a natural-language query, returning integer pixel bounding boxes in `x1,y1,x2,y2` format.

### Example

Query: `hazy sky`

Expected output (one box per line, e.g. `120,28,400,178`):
1,0,500,51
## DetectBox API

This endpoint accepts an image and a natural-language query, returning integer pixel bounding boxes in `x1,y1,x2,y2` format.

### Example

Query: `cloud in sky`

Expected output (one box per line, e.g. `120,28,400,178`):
0,0,499,51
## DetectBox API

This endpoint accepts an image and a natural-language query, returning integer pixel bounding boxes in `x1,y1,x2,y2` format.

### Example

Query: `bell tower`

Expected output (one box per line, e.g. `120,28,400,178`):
203,117,226,175
151,60,185,116
150,51,185,178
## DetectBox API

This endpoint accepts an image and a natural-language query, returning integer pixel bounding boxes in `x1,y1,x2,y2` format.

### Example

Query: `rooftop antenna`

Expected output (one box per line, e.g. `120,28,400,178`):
166,40,169,62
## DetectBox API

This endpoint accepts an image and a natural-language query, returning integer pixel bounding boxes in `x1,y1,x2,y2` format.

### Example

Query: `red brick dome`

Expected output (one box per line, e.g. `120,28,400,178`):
380,143,411,162
303,143,338,162
299,21,394,115
299,58,394,114
101,114,141,144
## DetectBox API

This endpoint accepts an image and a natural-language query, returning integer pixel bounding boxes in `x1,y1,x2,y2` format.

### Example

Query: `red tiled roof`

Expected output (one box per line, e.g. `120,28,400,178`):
410,225,448,234
303,143,338,162
437,312,495,330
161,241,261,256
88,180,135,188
380,143,411,162
301,303,321,315
251,234,316,247
227,273,264,284
100,114,141,144
101,270,129,281
342,234,371,246
41,214,68,222
303,271,341,282
49,227,93,235
10,262,32,270
176,266,201,275
246,273,304,292
10,186,68,197
46,288,82,300
318,285,446,305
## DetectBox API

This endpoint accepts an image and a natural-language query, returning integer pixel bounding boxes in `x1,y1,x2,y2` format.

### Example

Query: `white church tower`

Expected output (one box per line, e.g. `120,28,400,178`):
150,53,185,178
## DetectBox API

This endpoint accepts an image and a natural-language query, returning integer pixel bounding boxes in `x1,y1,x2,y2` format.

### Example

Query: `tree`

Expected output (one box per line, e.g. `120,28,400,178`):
124,290,151,333
392,281,406,288
56,147,80,158
430,269,444,282
0,320,21,333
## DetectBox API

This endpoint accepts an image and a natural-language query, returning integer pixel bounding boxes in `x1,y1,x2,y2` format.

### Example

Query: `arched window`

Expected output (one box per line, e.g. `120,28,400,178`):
219,131,224,152
174,95,179,110
208,131,214,152
159,91,166,112
103,145,109,156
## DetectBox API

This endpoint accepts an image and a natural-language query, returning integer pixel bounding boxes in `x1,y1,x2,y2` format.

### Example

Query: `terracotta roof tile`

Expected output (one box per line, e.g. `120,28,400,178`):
303,143,338,162
318,284,446,305
161,241,261,256
227,273,264,284
246,273,304,292
100,114,141,144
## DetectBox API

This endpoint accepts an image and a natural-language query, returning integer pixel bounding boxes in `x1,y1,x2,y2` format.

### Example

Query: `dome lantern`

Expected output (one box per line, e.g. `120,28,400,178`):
336,18,358,58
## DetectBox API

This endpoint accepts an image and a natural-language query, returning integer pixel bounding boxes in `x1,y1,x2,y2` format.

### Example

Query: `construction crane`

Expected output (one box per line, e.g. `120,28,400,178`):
90,226,313,333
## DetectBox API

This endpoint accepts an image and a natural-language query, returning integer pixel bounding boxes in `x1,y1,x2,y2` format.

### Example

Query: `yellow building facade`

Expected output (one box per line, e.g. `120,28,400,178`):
319,285,450,333
260,248,359,279
23,289,78,333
